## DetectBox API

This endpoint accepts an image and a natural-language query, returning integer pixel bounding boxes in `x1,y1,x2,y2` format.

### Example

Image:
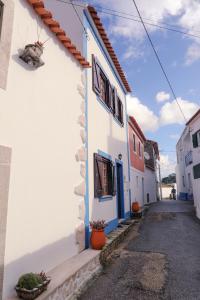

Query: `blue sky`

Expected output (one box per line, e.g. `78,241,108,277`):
83,0,200,176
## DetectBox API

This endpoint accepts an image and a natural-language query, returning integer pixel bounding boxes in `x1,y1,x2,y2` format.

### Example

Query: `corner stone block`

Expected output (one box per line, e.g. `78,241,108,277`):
80,163,86,178
81,72,86,86
75,222,85,252
74,181,86,196
75,147,86,162
78,115,85,128
80,129,86,144
77,84,85,99
78,199,85,221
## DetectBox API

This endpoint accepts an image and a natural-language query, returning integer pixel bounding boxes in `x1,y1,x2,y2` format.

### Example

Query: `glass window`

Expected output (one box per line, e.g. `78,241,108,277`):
133,134,136,152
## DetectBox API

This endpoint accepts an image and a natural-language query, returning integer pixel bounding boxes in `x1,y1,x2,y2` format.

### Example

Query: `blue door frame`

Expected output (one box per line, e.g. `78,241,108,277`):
116,160,125,219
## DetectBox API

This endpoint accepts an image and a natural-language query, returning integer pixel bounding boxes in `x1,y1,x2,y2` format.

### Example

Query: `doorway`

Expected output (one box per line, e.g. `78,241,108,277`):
116,161,125,219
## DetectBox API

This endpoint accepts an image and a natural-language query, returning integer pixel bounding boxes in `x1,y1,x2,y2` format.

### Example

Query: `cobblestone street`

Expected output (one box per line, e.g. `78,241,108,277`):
79,200,200,300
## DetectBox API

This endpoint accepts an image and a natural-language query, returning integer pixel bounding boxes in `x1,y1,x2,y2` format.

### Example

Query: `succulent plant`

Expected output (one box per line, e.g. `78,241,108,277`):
90,220,107,230
17,273,43,290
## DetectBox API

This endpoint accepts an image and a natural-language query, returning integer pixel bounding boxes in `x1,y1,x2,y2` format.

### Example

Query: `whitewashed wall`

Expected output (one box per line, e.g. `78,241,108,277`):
85,17,130,224
189,117,200,217
144,168,157,204
130,168,144,207
0,1,85,298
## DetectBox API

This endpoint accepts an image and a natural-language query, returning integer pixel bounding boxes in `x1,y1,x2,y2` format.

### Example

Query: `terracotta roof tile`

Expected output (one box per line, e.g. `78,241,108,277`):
87,6,131,92
26,0,90,68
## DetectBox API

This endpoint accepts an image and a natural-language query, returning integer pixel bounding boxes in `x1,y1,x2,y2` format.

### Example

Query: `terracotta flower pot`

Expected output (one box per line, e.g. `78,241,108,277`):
132,201,140,212
90,229,106,250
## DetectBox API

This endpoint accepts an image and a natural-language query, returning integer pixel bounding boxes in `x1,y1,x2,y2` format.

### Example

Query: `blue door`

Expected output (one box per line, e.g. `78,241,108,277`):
116,162,125,219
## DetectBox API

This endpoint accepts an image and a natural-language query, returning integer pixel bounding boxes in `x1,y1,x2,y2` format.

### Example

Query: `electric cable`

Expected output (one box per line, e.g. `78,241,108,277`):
132,0,187,123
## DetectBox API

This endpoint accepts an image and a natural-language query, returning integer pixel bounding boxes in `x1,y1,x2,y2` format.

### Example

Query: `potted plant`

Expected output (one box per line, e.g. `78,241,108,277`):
90,220,107,250
15,271,51,300
132,201,140,212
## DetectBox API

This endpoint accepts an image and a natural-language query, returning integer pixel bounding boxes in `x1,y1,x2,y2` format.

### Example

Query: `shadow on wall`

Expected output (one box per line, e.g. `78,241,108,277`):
3,234,77,299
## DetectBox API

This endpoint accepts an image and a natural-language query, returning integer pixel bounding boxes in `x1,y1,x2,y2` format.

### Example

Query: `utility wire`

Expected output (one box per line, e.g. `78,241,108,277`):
132,0,187,123
55,0,200,40
69,0,89,40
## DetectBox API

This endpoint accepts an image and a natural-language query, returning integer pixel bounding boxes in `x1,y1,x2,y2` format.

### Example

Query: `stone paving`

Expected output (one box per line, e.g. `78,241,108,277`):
79,200,200,300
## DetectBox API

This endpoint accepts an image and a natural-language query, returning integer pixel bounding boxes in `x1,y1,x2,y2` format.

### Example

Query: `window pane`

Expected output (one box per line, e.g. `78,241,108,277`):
99,73,107,103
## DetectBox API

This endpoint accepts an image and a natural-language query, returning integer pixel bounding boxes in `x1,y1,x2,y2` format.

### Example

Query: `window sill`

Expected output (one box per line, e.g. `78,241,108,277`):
96,95,111,113
99,195,113,202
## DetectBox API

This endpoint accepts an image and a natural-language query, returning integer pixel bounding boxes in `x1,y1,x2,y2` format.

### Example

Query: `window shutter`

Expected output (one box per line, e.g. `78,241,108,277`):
120,101,124,125
112,164,116,196
108,82,113,110
94,153,103,197
193,163,200,179
192,132,198,148
92,55,101,95
113,87,118,117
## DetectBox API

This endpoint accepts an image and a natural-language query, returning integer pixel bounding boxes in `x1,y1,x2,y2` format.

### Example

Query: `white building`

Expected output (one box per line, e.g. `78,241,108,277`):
144,140,162,203
0,1,132,298
176,109,200,217
0,0,91,298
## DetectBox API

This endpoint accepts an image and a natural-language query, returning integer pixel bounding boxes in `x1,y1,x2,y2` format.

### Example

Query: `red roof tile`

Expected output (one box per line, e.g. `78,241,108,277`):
87,6,131,93
26,0,90,68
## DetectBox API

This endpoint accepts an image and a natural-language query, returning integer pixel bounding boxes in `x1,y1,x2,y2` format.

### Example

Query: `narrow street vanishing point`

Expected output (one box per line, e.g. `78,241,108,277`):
79,200,200,300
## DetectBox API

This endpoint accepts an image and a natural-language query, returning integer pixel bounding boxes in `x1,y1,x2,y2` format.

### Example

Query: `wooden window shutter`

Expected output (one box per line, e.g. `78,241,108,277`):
113,87,118,117
193,163,200,179
192,132,198,148
108,81,113,110
92,55,101,95
120,101,124,125
94,153,103,197
112,164,116,196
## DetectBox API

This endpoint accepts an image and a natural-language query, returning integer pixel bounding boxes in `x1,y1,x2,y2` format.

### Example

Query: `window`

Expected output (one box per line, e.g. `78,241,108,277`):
136,176,139,187
99,72,107,104
94,153,116,197
139,142,141,157
117,97,123,125
92,55,124,126
133,134,136,152
193,163,200,179
182,176,185,187
192,130,200,148
0,1,3,39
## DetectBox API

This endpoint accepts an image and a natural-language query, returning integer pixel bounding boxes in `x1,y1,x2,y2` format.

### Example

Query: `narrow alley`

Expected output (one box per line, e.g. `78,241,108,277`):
79,200,200,300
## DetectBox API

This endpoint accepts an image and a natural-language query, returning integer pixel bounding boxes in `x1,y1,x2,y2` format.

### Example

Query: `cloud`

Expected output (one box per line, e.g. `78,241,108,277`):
159,98,199,125
169,134,180,140
127,94,199,132
127,95,159,132
90,0,200,64
160,154,176,177
123,46,144,61
185,43,200,65
156,91,170,103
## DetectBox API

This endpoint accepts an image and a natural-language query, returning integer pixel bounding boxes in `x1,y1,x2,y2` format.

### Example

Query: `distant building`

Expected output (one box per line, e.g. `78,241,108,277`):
176,108,200,217
128,116,146,207
144,140,162,203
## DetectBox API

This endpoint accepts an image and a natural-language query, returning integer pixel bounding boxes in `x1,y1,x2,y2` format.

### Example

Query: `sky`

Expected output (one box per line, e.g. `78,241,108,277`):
81,0,200,177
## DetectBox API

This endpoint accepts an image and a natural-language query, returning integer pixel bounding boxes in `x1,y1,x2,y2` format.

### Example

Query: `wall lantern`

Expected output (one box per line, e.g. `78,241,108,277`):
118,153,122,160
19,41,44,68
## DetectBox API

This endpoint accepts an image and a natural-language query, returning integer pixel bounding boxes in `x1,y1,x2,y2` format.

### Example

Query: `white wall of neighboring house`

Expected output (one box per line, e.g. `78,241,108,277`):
144,168,157,204
130,168,144,207
189,115,200,217
0,1,86,298
176,111,200,218
85,14,130,226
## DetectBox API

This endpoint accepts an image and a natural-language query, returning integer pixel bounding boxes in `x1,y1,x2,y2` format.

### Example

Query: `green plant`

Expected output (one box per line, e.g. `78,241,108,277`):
17,273,43,290
90,220,107,230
